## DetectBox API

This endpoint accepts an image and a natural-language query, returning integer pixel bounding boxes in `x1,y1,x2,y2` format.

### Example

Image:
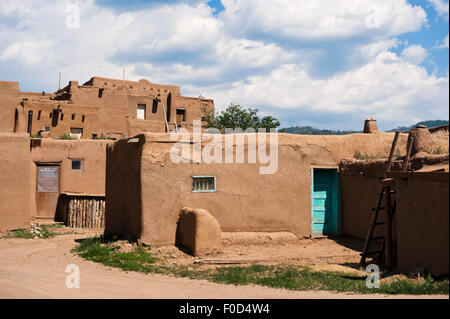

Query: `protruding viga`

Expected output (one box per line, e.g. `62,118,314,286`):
177,207,222,256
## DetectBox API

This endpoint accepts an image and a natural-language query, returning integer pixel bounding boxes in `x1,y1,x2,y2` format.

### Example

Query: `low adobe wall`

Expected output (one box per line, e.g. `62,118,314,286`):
0,133,31,231
339,155,449,240
340,156,449,275
105,132,408,245
393,173,449,276
339,160,403,240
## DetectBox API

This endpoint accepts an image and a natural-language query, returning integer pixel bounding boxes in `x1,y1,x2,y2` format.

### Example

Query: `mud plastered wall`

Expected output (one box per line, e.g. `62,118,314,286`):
0,133,31,231
105,132,408,244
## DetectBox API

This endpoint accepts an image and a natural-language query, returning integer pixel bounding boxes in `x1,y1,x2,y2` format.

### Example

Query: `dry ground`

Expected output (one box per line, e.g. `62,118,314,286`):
0,229,447,299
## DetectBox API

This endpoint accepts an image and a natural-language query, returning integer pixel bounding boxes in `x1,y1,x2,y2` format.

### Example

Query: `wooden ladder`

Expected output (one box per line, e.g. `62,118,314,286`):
360,131,401,268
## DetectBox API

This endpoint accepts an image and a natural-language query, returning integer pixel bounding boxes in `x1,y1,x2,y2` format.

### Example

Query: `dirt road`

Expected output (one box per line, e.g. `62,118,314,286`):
0,234,446,299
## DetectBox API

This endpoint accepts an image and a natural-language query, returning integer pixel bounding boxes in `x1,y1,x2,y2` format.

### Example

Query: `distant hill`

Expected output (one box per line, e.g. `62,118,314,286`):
280,120,448,135
387,120,449,132
279,126,359,135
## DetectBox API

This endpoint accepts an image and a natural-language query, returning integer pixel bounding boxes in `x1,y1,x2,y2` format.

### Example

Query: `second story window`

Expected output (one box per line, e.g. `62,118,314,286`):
137,104,146,120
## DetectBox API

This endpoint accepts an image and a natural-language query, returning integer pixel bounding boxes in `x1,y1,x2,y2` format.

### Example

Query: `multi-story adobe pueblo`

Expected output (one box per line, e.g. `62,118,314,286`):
5,76,214,139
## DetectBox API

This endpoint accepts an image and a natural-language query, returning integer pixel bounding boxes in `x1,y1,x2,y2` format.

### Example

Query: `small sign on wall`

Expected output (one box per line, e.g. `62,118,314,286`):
37,166,59,193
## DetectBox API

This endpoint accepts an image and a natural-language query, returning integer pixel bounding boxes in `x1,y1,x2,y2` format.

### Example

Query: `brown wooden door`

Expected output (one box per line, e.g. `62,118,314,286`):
36,165,60,219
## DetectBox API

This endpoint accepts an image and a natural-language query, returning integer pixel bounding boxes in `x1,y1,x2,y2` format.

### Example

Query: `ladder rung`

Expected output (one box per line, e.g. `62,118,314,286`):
370,236,384,241
371,207,385,211
374,221,385,226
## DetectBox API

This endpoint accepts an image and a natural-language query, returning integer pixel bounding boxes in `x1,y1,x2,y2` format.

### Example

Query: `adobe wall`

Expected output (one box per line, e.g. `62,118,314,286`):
105,132,408,245
126,119,167,136
104,136,143,241
22,100,100,138
0,133,31,231
171,95,214,124
30,139,112,218
339,160,403,240
395,174,449,276
0,81,20,132
88,77,181,96
20,77,212,138
339,129,449,240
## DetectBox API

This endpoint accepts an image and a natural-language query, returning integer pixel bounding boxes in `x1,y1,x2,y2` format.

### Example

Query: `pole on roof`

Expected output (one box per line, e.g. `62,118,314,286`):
58,72,61,90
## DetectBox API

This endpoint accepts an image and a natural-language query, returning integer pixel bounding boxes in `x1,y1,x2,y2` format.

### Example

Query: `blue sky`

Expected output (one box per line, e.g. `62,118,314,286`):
0,0,448,130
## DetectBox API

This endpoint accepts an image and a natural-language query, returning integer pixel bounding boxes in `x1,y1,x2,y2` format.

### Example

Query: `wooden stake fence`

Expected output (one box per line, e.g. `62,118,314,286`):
66,196,105,228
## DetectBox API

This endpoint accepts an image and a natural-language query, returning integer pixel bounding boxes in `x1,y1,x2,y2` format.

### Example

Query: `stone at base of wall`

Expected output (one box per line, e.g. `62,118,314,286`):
222,231,299,245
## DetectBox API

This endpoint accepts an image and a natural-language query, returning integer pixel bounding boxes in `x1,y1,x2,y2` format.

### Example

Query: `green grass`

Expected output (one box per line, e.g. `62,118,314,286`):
3,224,63,239
73,236,449,295
72,236,159,273
354,150,386,160
353,148,403,160
58,133,76,140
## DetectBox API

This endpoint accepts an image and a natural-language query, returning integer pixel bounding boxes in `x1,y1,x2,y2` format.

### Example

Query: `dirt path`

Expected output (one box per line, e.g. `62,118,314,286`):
0,234,446,299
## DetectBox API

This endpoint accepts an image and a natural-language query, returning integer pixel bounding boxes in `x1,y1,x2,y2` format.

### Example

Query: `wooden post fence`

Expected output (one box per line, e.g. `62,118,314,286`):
66,196,105,228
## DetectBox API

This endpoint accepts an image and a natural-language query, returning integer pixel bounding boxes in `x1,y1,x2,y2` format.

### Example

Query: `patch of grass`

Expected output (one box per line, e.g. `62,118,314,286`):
431,145,449,155
354,150,387,160
73,236,449,295
2,224,63,239
6,229,36,239
58,133,76,140
208,266,448,295
72,236,159,273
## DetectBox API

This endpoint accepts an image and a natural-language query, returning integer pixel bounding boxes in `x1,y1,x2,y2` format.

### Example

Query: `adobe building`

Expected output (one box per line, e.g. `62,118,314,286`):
104,126,449,275
1,75,449,275
9,77,214,139
0,76,213,230
104,131,410,243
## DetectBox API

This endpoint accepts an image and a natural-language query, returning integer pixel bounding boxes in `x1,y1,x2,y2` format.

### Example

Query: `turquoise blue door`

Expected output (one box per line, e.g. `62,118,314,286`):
311,169,339,237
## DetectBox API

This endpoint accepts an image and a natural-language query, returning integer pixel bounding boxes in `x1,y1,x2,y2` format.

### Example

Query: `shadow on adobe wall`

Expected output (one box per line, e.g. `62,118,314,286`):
103,138,143,242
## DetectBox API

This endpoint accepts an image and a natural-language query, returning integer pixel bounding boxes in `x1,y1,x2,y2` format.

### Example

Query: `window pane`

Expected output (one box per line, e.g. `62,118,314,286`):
137,104,146,119
71,160,82,170
192,176,215,192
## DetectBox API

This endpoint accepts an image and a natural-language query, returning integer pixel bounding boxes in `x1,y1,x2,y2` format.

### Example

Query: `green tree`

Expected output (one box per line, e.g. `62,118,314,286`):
201,104,280,132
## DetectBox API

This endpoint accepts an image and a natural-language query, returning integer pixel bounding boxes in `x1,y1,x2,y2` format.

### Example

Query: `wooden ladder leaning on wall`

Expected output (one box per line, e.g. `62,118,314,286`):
359,130,413,268
162,103,179,133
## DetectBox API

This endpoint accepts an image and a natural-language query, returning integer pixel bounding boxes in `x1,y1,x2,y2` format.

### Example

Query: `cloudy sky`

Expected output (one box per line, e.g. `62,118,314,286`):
0,0,448,130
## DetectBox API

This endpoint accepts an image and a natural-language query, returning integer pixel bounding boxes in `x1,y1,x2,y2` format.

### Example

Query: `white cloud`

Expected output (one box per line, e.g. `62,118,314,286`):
0,0,447,129
435,33,449,48
220,0,427,40
0,40,54,65
427,0,449,17
401,44,428,64
356,38,401,60
199,50,448,124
